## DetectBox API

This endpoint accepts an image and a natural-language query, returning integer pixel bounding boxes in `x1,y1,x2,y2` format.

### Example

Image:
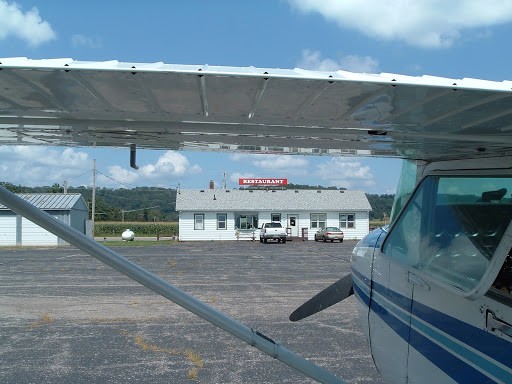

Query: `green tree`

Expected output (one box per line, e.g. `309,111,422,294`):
47,183,63,193
366,194,394,221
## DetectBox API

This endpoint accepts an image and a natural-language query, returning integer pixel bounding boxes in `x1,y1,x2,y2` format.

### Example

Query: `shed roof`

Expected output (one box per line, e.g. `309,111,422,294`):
0,193,86,211
176,189,371,211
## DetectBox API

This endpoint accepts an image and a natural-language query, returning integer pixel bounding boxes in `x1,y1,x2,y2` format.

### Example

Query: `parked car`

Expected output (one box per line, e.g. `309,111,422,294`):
314,227,344,242
259,222,287,243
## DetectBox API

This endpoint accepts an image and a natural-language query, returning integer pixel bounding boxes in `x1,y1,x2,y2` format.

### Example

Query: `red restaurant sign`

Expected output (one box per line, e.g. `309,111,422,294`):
239,178,288,186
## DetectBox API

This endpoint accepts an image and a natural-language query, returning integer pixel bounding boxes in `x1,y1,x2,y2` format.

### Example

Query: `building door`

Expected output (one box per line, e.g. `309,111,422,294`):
21,216,59,246
0,216,17,246
287,214,299,237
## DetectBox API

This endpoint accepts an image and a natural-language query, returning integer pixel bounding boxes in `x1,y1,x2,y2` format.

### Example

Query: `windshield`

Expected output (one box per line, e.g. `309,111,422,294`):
390,160,418,223
383,175,512,292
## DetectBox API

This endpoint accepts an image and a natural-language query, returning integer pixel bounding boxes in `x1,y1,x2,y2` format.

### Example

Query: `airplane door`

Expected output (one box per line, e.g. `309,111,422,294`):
407,269,512,384
382,174,512,384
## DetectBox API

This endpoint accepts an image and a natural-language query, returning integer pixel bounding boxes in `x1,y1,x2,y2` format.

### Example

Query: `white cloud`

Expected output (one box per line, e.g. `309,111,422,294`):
0,147,202,188
229,171,255,185
288,0,512,48
315,158,375,189
231,153,308,169
100,150,201,186
298,49,379,73
71,34,102,49
0,0,56,46
0,146,90,186
252,154,309,170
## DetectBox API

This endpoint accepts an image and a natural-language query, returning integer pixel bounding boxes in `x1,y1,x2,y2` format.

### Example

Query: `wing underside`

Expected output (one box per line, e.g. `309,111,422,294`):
1,57,512,161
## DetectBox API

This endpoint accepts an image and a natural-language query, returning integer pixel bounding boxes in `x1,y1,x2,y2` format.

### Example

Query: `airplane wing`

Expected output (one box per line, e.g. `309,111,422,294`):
1,57,512,161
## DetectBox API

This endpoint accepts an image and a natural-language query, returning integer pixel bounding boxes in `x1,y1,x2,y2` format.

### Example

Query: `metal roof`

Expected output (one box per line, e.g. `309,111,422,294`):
0,193,85,211
1,58,512,162
176,189,371,212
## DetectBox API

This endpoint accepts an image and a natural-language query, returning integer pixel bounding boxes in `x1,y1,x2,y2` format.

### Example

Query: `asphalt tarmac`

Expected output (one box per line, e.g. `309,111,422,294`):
0,240,386,384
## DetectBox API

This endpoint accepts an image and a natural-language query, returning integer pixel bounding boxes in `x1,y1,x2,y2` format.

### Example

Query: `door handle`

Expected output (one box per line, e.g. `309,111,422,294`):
408,272,430,290
486,310,512,339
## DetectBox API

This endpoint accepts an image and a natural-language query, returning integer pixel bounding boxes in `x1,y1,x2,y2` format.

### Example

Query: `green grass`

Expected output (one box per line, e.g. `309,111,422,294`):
96,239,176,247
94,221,178,237
370,220,388,228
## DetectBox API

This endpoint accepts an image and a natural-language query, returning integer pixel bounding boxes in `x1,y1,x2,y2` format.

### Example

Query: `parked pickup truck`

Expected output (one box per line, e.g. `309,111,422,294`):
259,222,287,243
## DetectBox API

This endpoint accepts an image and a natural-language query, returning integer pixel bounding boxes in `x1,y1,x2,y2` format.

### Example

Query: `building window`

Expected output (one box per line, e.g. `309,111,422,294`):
194,214,204,230
310,213,326,229
235,213,258,229
217,213,227,230
271,213,281,222
340,213,355,229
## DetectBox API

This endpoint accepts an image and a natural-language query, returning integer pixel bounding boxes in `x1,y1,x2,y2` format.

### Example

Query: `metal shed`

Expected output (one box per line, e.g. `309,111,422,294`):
0,193,89,246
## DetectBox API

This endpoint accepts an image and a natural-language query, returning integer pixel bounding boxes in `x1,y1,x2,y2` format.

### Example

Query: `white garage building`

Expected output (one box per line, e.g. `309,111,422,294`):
176,189,372,241
0,193,89,246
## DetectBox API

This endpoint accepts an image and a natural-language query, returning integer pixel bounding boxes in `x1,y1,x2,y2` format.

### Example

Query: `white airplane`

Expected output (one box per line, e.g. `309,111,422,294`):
1,57,511,384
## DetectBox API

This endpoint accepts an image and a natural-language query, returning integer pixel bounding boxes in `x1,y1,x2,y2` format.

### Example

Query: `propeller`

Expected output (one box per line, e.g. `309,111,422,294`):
289,273,354,322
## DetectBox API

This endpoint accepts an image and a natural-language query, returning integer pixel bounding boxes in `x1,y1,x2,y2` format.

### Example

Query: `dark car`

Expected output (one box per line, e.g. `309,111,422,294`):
314,227,344,242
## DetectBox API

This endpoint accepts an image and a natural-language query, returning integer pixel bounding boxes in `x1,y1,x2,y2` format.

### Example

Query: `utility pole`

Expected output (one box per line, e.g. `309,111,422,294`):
63,179,68,193
92,159,96,225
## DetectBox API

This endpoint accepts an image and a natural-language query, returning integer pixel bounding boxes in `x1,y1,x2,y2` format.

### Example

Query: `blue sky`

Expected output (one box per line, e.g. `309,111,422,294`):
2,1,512,193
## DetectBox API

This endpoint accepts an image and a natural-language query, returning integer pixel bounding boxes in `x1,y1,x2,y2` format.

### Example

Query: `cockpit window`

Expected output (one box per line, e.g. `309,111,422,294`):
382,175,512,292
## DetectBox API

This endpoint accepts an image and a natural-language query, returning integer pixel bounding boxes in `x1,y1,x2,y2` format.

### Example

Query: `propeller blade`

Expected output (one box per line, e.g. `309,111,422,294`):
289,274,354,322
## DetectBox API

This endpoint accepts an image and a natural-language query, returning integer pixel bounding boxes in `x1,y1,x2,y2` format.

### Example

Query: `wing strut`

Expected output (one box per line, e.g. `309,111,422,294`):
0,185,344,384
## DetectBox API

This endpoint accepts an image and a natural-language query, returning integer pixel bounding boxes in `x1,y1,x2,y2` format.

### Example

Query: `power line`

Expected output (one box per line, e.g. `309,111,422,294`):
95,170,135,189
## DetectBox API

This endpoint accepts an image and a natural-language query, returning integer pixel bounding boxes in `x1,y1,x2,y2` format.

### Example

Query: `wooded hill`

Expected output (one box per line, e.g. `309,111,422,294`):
1,182,394,222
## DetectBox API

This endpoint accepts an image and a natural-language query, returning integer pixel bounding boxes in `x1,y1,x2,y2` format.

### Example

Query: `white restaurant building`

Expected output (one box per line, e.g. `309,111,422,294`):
176,187,372,241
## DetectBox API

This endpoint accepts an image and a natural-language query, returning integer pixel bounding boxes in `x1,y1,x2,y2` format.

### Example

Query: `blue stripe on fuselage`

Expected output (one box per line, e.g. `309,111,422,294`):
412,299,512,369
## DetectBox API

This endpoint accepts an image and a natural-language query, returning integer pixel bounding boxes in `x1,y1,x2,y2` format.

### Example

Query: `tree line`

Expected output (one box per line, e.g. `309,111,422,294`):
1,182,394,222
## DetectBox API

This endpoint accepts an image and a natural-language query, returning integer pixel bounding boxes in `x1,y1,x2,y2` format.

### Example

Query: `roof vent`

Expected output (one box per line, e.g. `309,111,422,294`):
317,190,321,193
295,190,299,193
200,190,205,192
249,190,253,193
340,190,345,193
226,190,230,192
271,190,276,193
